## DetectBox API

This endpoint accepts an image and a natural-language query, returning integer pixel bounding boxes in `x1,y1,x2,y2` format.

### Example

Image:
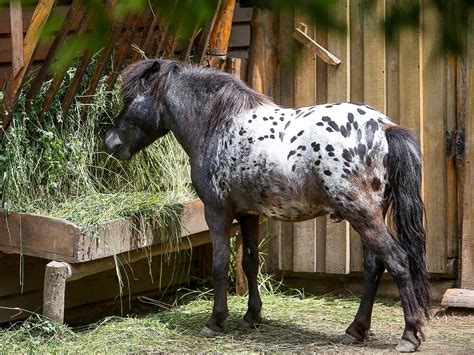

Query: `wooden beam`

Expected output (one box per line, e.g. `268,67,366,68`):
1,0,55,134
441,288,474,308
292,26,341,66
235,234,248,295
9,1,24,78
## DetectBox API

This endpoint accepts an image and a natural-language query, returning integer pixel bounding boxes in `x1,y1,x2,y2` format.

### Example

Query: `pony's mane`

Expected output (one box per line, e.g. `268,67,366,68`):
120,59,275,130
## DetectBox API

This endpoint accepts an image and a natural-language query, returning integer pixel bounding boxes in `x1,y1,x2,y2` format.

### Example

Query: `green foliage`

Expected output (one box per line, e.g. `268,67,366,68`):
0,58,193,235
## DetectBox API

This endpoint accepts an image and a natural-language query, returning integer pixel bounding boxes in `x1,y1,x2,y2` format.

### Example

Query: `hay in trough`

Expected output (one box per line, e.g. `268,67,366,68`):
0,59,194,237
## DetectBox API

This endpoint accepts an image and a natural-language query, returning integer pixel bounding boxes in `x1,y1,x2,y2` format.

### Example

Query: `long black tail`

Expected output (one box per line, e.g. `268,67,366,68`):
385,126,431,318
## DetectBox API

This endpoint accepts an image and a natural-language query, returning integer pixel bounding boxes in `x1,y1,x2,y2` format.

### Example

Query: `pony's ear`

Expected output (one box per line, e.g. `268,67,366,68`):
142,60,160,82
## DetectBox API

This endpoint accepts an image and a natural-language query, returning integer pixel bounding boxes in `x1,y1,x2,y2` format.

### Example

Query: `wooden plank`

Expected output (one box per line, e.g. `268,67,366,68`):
446,54,458,259
460,21,474,288
325,0,350,274
293,221,316,272
292,14,317,273
385,0,399,122
228,23,251,48
75,200,210,262
420,6,447,273
278,222,293,271
26,0,83,104
363,0,385,112
398,25,421,135
348,0,364,273
1,0,55,133
9,1,24,78
0,213,79,262
232,4,252,23
441,288,474,308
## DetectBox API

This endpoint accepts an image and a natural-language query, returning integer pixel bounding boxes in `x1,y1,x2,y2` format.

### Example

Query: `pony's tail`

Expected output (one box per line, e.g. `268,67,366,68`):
385,126,431,319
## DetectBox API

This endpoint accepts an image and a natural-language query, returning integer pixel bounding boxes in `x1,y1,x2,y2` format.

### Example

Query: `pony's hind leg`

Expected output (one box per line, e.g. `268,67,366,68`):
200,205,233,337
348,214,424,352
343,246,385,344
236,214,262,328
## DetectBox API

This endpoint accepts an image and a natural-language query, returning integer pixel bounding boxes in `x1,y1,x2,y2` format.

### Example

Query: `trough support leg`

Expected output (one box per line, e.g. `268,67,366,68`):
43,261,72,324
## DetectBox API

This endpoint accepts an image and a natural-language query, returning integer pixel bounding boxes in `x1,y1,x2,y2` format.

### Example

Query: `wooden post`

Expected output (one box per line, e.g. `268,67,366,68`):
9,1,24,78
43,261,72,324
247,7,279,99
207,0,236,68
235,234,248,295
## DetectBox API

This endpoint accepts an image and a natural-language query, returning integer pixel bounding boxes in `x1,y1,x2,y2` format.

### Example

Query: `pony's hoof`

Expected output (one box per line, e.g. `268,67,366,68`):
342,333,361,345
396,339,419,353
239,319,258,330
199,326,220,337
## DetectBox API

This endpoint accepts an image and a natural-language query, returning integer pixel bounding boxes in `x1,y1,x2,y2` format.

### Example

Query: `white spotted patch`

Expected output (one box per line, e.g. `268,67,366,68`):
211,102,393,221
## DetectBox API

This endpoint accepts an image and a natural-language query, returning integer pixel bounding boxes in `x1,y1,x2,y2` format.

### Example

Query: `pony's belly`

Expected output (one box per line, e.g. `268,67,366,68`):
249,197,332,222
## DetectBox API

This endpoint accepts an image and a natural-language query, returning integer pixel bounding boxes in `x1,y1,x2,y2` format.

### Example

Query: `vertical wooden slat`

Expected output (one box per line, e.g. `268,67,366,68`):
398,21,421,135
276,6,296,272
1,0,55,133
325,0,350,275
385,0,399,122
348,0,365,273
420,4,447,273
315,13,328,274
9,1,24,78
446,54,458,259
363,0,385,112
460,17,474,288
292,15,317,273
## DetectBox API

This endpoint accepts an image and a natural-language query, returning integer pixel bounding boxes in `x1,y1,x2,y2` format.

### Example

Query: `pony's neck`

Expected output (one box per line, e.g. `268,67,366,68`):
162,82,216,162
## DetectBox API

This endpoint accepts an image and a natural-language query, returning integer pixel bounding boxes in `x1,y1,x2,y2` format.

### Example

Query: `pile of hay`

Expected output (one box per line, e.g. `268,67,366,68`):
0,60,194,237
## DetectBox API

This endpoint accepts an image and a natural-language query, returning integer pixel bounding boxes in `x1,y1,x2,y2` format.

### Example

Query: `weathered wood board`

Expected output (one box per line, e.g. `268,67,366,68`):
0,200,210,263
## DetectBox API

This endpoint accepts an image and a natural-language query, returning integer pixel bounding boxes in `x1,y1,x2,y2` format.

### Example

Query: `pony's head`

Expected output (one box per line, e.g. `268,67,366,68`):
105,60,169,160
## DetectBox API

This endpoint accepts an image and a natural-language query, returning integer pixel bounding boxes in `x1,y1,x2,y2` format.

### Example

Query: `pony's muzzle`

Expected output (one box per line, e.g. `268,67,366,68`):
105,130,123,155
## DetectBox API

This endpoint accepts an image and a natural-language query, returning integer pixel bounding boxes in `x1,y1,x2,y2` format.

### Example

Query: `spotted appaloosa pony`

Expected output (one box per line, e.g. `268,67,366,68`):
105,59,430,352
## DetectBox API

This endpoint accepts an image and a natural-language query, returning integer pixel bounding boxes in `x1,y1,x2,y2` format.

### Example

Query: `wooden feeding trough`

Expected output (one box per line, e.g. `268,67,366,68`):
0,200,240,323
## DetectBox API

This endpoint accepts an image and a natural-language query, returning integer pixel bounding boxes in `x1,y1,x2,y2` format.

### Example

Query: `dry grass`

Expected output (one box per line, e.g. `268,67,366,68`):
1,292,472,353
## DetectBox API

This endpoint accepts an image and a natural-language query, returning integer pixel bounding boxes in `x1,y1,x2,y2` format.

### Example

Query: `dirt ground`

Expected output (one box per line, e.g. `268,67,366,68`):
1,293,473,353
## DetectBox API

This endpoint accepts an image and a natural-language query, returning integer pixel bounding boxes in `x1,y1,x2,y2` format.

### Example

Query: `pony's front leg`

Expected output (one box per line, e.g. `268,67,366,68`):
236,214,262,329
200,205,233,337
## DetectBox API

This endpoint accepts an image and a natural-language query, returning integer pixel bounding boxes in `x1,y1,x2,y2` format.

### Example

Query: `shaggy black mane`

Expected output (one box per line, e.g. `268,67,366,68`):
120,59,274,130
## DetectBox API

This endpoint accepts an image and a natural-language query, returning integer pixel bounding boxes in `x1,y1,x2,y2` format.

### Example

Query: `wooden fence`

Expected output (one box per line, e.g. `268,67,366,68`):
255,0,472,278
